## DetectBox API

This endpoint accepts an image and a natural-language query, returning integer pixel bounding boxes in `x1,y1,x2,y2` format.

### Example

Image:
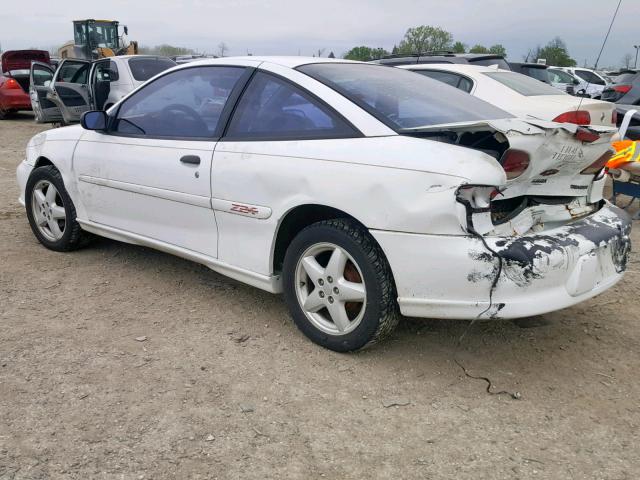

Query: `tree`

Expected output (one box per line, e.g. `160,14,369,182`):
328,51,335,58
469,44,489,54
217,42,229,57
622,53,634,69
452,41,466,53
397,25,453,54
489,44,507,57
138,44,195,56
536,37,576,66
343,46,389,61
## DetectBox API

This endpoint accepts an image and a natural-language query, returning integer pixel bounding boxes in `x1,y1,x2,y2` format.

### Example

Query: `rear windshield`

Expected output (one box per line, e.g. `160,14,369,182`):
297,63,511,130
484,71,565,96
519,66,550,83
128,57,176,81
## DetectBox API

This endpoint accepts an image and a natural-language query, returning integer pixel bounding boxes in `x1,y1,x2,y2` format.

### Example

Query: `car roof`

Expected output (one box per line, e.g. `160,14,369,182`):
398,63,501,75
179,56,361,69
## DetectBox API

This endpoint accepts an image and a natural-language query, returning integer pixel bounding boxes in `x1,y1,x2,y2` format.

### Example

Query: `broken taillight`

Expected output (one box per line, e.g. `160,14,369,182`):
574,127,600,143
612,110,618,125
581,149,613,175
552,110,591,125
500,149,530,180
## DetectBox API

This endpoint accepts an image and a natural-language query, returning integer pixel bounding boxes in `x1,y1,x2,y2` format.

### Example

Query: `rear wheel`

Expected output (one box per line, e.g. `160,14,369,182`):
283,219,399,352
25,166,88,251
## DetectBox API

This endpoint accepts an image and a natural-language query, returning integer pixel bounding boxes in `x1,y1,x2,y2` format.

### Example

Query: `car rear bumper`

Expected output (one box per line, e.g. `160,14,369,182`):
372,202,632,320
0,89,31,111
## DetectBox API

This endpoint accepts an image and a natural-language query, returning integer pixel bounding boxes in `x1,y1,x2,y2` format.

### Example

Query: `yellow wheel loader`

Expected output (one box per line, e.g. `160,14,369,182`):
58,19,138,60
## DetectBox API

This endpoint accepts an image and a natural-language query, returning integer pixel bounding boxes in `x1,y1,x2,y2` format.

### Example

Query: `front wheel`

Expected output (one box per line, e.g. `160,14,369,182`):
282,219,399,352
25,165,88,251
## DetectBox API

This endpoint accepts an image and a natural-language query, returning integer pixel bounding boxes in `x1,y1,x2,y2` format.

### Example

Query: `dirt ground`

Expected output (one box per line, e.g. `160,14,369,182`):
0,113,639,480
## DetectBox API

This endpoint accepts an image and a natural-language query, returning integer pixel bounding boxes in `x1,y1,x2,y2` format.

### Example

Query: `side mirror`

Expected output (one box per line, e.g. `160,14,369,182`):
81,110,107,131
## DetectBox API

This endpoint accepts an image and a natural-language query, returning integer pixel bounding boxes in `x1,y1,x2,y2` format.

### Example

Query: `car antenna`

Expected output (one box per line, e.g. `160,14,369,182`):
576,0,623,113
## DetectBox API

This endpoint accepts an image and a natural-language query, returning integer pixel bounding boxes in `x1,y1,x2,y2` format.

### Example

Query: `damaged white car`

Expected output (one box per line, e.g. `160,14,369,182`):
16,58,631,351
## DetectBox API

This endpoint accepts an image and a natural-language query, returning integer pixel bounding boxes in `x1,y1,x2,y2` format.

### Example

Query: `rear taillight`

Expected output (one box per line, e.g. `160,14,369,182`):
574,127,600,143
612,85,632,94
612,110,618,125
0,77,21,90
500,149,530,180
552,110,591,125
581,149,613,175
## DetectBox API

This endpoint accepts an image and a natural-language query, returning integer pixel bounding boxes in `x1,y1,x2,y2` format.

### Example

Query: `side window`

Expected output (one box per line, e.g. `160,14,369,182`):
32,65,54,87
575,70,605,86
114,66,245,138
225,72,358,140
95,61,119,82
57,61,90,84
415,70,473,93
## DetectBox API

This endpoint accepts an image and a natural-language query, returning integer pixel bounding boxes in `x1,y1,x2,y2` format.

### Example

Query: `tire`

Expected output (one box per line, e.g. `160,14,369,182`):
282,219,400,352
0,107,10,120
25,165,88,251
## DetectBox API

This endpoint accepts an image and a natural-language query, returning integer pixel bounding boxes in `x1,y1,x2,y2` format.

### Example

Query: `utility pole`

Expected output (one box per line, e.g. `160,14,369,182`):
634,45,639,69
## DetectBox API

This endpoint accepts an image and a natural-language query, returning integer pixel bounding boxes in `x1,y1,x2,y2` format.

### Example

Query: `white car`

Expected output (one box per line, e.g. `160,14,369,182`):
29,55,176,124
547,67,600,98
555,67,609,99
398,64,616,127
16,57,631,351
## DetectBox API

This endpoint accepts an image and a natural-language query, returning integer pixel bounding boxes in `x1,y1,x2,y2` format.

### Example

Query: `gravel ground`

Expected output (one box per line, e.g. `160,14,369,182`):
1,113,639,480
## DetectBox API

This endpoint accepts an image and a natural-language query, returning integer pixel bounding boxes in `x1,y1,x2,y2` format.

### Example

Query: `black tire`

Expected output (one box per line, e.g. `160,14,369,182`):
25,165,88,251
0,107,10,120
282,219,400,352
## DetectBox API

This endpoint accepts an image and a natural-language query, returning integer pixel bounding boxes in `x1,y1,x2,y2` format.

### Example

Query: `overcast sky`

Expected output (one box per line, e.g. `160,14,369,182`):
1,0,638,68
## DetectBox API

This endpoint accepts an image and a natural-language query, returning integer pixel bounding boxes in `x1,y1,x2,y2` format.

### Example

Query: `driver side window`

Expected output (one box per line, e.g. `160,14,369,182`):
114,66,245,139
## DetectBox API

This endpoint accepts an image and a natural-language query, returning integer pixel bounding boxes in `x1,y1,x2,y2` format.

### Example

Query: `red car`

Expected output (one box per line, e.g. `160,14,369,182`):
0,50,51,119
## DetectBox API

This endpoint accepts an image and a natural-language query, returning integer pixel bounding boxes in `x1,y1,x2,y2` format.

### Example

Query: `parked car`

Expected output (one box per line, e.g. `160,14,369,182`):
555,67,609,99
398,64,616,126
601,70,640,104
30,55,176,124
16,57,630,351
0,50,52,119
547,67,579,95
375,52,510,70
509,62,551,84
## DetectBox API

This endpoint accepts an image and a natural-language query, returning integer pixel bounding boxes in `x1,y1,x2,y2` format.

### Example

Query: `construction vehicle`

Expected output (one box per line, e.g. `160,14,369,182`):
58,19,138,60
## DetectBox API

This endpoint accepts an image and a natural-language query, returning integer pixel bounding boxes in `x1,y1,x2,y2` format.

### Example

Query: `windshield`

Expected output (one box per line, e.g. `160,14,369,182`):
128,57,177,81
484,71,565,96
520,66,550,83
548,69,575,84
297,63,511,130
74,22,119,49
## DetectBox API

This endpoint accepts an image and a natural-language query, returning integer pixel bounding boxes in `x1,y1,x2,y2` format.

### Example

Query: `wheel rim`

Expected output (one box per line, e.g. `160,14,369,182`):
31,180,66,241
294,242,367,336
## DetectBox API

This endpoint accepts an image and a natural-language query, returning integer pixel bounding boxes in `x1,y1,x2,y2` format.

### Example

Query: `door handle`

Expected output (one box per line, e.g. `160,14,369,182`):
180,155,201,165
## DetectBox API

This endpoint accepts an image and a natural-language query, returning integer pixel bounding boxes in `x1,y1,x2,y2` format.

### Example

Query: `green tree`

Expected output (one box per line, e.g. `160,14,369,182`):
489,44,507,57
397,25,453,54
138,44,195,56
536,37,576,66
452,41,466,53
343,46,389,61
469,44,489,54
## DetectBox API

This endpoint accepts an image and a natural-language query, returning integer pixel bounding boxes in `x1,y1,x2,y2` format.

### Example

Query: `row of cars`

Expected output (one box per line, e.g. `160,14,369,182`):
0,49,176,121
14,54,631,351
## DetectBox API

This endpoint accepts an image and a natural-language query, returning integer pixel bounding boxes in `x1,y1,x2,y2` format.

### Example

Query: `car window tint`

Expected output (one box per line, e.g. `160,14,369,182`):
128,57,176,81
115,66,245,138
57,61,89,84
413,70,473,93
484,71,565,96
225,71,357,140
520,66,550,83
299,63,510,130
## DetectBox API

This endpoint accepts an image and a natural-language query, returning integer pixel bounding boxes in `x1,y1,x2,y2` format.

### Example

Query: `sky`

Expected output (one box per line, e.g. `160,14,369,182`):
1,0,639,68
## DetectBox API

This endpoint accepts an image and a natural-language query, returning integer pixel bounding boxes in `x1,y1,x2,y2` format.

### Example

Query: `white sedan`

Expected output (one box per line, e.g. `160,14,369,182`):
16,57,631,351
398,64,616,126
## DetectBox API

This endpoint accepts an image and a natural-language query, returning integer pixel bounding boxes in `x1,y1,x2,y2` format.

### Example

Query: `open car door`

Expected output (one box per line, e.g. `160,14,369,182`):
46,59,92,124
29,61,62,123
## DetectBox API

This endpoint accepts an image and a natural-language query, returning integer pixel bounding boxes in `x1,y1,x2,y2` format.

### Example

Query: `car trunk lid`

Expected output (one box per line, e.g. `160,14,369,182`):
2,50,50,74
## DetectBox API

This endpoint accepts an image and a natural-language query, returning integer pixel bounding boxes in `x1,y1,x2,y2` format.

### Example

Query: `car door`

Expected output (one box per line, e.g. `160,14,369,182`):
72,64,254,258
29,61,62,123
47,58,91,124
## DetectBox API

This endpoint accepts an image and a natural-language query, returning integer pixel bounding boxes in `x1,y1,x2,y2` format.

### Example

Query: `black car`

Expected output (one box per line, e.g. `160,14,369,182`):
508,63,551,84
374,52,511,70
601,70,640,104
